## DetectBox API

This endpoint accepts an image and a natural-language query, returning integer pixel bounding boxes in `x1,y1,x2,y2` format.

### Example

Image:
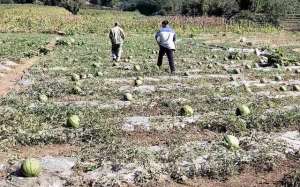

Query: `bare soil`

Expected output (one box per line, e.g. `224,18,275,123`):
0,37,59,96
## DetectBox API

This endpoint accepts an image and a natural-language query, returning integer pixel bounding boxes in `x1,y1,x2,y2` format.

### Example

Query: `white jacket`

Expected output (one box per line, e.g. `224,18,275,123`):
155,26,176,50
109,26,125,45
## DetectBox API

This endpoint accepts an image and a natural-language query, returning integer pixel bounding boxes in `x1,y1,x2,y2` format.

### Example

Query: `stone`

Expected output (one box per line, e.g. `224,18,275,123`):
40,156,76,176
122,116,150,132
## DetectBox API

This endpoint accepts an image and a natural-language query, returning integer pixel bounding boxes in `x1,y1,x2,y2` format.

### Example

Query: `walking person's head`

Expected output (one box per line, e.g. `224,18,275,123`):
114,22,119,27
161,20,169,28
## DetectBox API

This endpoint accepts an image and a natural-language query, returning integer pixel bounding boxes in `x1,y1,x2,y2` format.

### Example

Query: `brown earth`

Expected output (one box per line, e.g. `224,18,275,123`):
0,37,59,96
0,144,78,163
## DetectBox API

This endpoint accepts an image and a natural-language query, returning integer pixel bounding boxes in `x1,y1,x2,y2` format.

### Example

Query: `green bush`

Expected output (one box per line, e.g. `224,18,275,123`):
136,0,161,15
61,0,81,15
254,0,299,24
206,0,240,17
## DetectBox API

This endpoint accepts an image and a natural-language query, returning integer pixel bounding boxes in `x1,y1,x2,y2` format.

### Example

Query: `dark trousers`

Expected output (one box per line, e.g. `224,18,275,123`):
157,46,175,72
111,44,122,61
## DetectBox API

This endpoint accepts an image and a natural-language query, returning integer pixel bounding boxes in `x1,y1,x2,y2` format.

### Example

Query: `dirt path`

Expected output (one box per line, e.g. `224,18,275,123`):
0,37,60,96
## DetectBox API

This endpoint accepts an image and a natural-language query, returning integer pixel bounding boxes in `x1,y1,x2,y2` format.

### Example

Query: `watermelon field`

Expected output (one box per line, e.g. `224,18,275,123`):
0,5,300,187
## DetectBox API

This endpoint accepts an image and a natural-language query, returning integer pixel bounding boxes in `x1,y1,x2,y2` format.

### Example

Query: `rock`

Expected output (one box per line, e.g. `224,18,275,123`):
295,69,300,74
276,131,300,154
0,175,66,187
134,85,156,94
84,162,147,186
122,116,150,131
2,59,17,67
18,79,33,86
0,64,11,73
40,156,76,176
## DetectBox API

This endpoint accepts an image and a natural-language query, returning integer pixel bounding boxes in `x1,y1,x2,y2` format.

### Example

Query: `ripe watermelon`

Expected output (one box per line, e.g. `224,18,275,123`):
21,158,42,177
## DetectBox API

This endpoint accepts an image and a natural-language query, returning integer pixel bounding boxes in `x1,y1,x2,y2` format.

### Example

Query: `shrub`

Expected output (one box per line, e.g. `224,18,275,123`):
136,0,161,15
182,0,205,16
61,0,81,15
206,0,240,17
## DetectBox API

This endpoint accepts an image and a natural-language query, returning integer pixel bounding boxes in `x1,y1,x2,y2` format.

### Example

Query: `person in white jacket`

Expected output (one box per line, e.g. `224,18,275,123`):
155,20,176,74
109,22,125,62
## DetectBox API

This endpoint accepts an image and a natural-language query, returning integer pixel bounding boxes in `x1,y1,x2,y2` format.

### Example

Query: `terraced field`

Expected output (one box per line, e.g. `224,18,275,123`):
0,6,300,187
